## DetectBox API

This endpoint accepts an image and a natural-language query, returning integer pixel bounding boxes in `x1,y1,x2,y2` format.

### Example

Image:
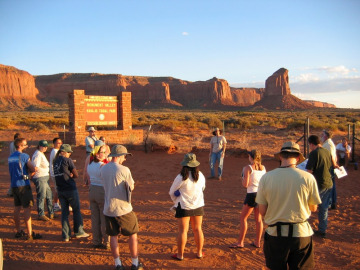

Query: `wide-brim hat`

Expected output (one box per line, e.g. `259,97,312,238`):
60,144,73,153
181,153,200,167
274,141,305,164
108,145,132,157
88,127,96,132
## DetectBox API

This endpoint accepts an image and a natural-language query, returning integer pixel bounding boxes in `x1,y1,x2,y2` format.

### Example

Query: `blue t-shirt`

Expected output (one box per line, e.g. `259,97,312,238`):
8,151,31,188
53,156,77,192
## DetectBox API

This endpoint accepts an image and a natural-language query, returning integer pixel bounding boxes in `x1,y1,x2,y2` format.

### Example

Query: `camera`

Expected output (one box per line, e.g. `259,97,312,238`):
23,175,29,180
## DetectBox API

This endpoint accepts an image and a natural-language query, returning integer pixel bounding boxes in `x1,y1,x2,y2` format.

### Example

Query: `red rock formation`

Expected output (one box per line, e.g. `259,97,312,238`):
265,68,291,96
305,100,336,108
0,64,39,98
231,87,265,106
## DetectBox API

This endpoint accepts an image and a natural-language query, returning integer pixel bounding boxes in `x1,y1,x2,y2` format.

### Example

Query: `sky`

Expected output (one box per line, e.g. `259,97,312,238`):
1,0,359,108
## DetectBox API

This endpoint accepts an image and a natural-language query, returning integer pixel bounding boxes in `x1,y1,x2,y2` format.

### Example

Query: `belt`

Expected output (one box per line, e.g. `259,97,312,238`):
268,220,308,238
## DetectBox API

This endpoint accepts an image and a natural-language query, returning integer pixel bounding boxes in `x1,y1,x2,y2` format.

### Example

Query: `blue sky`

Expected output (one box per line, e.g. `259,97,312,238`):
1,0,359,108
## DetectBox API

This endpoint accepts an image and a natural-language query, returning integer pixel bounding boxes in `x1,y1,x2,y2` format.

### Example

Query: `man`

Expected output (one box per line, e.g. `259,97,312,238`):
209,127,227,180
100,145,143,270
256,141,321,269
306,135,333,238
85,127,98,156
336,137,352,168
321,130,339,210
8,138,42,241
50,137,63,211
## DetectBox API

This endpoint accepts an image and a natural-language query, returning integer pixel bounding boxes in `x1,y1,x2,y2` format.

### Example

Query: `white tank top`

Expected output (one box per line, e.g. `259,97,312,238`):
247,165,266,193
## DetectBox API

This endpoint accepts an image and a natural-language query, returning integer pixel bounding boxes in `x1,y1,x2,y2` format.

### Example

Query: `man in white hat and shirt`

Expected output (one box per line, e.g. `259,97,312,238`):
256,141,321,269
85,127,98,156
100,145,143,270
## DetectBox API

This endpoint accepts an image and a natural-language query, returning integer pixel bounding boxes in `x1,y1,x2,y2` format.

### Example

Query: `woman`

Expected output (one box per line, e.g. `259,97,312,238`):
53,144,89,241
31,140,54,221
229,150,266,249
87,145,110,249
209,127,227,180
169,153,206,260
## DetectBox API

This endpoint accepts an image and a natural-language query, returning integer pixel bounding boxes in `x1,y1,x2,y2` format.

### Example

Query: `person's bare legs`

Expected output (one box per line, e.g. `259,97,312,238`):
177,217,190,259
235,204,253,247
24,207,32,236
110,235,120,259
190,216,204,258
128,233,138,258
14,206,21,232
254,207,263,247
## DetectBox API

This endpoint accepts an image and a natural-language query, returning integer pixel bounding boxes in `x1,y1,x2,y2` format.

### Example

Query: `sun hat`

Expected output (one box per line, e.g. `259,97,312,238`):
88,127,96,132
60,144,73,153
181,153,200,167
108,145,132,157
274,141,305,164
38,140,49,147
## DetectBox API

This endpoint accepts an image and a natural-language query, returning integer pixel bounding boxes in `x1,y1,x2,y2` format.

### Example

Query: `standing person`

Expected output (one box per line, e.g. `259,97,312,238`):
336,137,352,168
50,137,62,212
169,153,206,260
100,145,143,270
87,145,110,249
85,127,98,156
306,135,333,238
7,133,21,197
53,144,89,241
99,136,111,156
83,140,105,185
31,140,54,221
321,130,339,210
209,127,227,180
229,150,265,249
256,142,321,269
8,138,42,241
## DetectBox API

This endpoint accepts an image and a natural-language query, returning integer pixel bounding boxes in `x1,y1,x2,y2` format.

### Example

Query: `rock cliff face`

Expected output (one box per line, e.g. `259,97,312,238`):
265,68,291,96
0,64,335,109
0,64,39,98
304,100,336,108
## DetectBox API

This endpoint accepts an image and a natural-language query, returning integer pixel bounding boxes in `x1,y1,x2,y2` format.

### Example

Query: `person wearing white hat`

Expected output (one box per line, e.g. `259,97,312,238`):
256,141,321,270
209,127,227,180
85,127,98,156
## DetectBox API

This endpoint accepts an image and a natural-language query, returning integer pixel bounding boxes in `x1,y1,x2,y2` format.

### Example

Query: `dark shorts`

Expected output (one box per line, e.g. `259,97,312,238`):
12,185,34,208
175,203,204,218
105,211,139,236
264,232,314,270
244,192,257,207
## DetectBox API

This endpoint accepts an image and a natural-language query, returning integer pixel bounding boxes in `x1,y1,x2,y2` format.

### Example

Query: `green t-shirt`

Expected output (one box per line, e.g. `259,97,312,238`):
306,147,333,190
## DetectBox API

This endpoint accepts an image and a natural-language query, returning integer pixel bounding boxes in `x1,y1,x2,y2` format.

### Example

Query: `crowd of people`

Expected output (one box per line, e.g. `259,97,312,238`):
7,126,352,270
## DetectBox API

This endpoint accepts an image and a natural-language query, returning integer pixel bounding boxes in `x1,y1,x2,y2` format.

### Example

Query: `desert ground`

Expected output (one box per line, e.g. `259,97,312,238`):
0,129,359,270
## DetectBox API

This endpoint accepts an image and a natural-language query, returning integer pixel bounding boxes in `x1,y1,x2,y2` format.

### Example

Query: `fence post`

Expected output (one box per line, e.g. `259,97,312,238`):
352,123,356,163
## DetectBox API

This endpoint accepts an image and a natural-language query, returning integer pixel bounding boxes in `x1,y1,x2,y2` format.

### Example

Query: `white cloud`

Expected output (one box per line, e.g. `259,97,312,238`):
182,32,189,36
292,73,320,83
316,65,358,75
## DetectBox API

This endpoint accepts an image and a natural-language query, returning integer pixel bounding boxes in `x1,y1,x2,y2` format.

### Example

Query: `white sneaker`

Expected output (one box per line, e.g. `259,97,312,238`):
69,206,73,212
53,204,61,212
75,232,89,239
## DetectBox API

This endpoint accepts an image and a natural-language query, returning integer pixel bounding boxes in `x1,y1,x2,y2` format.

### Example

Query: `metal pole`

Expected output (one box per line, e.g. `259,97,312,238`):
222,121,225,136
303,123,307,157
348,124,351,142
306,117,310,158
352,123,356,163
63,125,66,143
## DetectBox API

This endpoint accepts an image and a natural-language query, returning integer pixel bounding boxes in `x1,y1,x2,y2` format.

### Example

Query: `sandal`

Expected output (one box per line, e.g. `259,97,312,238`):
250,242,260,248
229,243,244,249
171,254,183,261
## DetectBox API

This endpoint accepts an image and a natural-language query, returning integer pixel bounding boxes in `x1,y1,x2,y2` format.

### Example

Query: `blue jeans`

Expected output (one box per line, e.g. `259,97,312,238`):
210,150,224,177
58,189,86,239
318,188,332,233
32,176,53,217
329,174,337,206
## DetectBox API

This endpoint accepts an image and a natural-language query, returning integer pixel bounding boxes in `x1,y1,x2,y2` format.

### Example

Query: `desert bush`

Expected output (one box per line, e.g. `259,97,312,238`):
202,117,223,129
29,123,51,132
147,133,172,147
0,118,11,130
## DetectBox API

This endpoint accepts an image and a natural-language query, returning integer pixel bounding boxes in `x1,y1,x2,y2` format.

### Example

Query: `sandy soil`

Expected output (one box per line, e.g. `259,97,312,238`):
0,135,360,269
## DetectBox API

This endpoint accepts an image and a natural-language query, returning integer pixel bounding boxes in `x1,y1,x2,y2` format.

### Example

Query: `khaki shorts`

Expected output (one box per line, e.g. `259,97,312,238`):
105,211,139,236
12,185,34,208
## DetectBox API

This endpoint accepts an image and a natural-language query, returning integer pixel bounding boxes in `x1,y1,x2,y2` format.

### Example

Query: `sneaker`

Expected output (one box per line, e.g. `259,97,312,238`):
63,238,70,242
69,206,73,212
15,230,26,238
53,204,61,212
218,176,222,181
93,243,108,249
314,230,326,238
75,232,90,239
115,265,125,270
38,215,50,221
131,262,144,270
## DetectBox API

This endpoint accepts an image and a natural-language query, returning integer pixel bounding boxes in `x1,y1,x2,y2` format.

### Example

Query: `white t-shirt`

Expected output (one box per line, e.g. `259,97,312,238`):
210,135,227,153
32,149,50,178
49,148,59,177
336,143,351,158
169,171,206,210
87,161,104,186
323,139,337,163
